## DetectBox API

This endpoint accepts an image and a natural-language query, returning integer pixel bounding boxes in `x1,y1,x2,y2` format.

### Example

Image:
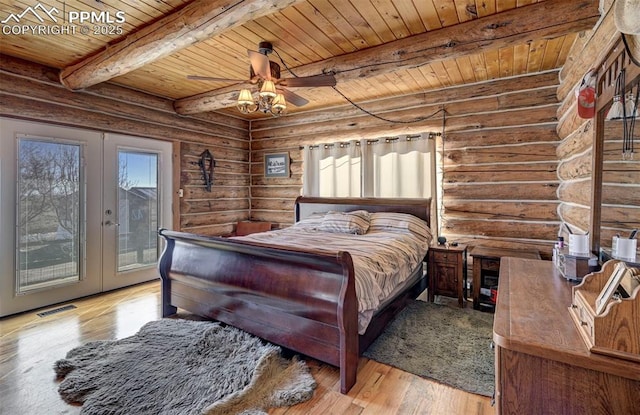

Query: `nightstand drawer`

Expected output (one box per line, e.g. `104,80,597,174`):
432,250,459,264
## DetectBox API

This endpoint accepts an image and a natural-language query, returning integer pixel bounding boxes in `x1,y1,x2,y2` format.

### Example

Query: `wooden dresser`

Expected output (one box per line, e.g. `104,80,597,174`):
493,257,640,415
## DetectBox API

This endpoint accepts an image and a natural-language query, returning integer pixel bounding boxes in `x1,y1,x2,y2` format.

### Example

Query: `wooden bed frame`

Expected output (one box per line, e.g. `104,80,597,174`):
158,196,431,393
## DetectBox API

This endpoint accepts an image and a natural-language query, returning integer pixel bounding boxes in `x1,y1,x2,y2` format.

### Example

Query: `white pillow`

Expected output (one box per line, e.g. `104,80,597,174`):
292,212,325,229
318,210,370,235
369,212,432,242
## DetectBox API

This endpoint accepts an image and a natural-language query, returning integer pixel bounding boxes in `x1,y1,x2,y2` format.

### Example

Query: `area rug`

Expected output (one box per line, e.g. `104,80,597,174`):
54,319,316,415
363,300,494,396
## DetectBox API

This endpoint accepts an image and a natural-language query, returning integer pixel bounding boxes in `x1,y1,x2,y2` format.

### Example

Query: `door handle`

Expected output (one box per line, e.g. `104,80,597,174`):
104,221,120,227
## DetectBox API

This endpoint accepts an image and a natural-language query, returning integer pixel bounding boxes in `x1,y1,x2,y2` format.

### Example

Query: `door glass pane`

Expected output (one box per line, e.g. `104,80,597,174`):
17,138,83,293
117,151,159,272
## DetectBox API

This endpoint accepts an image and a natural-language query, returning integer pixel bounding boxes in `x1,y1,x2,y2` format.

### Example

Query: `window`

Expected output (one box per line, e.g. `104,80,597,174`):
303,141,361,197
16,137,84,293
116,150,159,271
303,134,435,199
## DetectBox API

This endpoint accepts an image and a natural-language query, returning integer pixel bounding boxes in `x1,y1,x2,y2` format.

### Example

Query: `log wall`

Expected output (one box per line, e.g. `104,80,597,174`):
249,71,562,258
0,54,250,236
556,0,640,256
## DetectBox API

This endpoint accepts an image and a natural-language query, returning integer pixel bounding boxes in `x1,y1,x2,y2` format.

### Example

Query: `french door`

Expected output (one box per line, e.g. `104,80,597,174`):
0,119,172,317
102,133,172,291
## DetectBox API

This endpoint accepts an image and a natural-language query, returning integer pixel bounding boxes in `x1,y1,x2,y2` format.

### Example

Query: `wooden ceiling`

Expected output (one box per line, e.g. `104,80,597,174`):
0,0,600,119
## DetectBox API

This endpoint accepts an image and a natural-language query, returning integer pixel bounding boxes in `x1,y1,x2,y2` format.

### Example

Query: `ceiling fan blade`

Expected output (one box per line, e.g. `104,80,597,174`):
278,74,337,88
187,75,246,82
278,88,309,107
248,50,271,80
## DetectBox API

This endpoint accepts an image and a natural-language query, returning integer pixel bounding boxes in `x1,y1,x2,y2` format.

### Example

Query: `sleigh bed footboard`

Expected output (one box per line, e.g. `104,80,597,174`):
157,228,359,393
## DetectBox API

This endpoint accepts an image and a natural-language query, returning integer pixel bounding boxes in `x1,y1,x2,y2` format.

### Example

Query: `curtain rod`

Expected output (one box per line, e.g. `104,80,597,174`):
299,132,441,150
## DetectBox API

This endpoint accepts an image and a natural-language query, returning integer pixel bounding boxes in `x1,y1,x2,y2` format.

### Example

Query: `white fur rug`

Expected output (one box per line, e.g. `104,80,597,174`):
54,319,316,414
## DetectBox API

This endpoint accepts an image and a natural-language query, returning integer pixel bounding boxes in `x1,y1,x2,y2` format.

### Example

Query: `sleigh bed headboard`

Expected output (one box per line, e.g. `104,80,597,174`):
294,196,431,227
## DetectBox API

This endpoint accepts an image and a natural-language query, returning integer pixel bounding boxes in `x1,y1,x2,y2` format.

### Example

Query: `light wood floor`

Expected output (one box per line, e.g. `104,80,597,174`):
0,281,493,415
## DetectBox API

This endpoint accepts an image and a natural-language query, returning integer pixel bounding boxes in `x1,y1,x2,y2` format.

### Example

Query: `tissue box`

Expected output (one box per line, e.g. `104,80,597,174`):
562,251,599,281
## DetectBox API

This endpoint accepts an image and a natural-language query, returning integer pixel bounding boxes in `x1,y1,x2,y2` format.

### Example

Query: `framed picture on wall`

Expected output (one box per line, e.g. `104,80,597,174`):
264,152,290,178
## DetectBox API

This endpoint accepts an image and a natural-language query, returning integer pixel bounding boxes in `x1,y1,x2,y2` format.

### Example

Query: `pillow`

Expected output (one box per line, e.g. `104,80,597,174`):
318,210,370,235
292,212,325,229
369,212,432,242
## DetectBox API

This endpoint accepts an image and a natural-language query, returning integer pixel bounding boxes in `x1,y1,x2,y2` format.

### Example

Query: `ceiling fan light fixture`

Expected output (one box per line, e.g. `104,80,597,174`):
236,87,287,117
271,93,287,114
237,88,257,114
237,88,254,105
259,80,277,98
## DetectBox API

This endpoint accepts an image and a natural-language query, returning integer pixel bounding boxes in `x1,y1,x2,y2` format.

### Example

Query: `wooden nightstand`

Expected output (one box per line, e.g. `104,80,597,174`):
428,244,467,307
470,246,541,311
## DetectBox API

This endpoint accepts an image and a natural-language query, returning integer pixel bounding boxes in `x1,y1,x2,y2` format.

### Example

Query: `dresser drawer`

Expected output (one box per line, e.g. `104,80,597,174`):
570,291,595,347
431,250,459,264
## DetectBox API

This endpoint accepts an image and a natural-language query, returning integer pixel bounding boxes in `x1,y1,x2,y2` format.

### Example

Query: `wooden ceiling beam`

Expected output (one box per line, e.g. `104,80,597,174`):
59,0,306,90
174,0,600,115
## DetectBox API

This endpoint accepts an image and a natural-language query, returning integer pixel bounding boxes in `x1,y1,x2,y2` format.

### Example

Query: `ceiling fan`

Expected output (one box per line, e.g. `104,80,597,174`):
187,41,337,111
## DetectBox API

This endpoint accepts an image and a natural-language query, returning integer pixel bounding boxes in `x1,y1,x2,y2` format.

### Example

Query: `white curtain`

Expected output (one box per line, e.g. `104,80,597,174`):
302,140,361,197
361,134,434,198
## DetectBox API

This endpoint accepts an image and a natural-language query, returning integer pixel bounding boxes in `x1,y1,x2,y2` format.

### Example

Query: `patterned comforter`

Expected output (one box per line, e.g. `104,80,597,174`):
237,215,431,333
